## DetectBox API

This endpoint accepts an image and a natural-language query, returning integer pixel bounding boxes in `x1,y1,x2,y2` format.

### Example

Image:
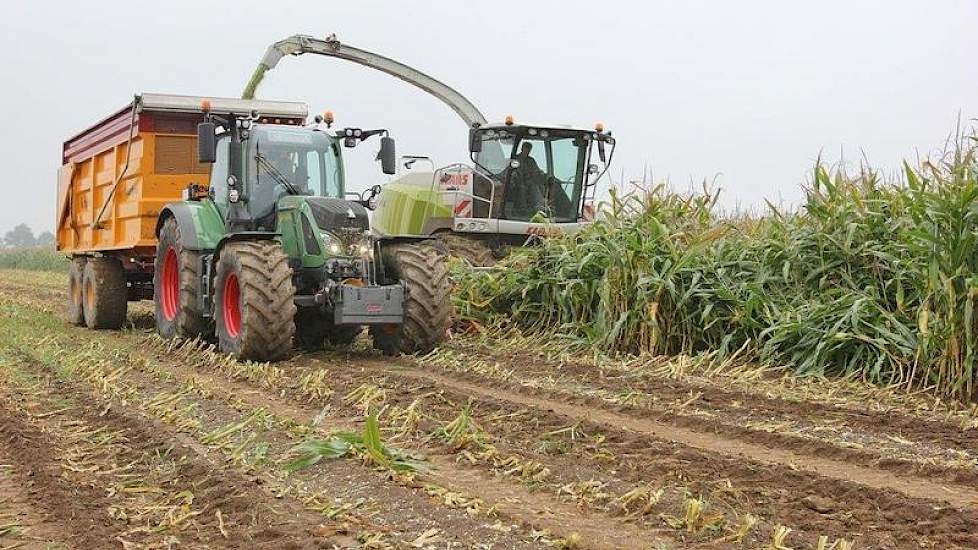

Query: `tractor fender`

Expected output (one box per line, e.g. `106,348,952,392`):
156,203,225,251
212,231,280,263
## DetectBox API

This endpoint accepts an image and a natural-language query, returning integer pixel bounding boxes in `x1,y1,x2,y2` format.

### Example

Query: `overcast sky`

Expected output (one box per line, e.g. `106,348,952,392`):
1,0,976,234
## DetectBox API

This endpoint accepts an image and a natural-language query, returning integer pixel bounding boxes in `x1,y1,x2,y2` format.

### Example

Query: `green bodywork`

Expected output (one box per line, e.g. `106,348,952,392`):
370,182,452,237
275,195,334,268
166,196,336,272
162,200,226,251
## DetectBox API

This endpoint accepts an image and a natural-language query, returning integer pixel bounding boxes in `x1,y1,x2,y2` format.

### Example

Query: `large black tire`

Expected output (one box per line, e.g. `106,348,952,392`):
82,256,128,329
67,256,87,325
372,241,452,355
154,217,212,340
438,233,497,267
214,241,296,361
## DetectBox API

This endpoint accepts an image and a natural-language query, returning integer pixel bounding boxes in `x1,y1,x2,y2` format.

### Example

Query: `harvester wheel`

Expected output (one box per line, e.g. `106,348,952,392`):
214,241,296,361
81,256,128,329
67,256,87,325
154,217,212,340
372,241,452,355
438,233,497,267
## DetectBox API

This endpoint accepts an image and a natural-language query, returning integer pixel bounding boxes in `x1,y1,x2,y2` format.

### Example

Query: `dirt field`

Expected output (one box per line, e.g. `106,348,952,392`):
1,269,977,549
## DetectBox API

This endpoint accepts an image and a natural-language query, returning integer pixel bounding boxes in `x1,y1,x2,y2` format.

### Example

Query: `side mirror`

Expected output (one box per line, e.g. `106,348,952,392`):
197,122,216,163
361,184,383,210
468,128,482,153
379,136,396,175
597,139,607,163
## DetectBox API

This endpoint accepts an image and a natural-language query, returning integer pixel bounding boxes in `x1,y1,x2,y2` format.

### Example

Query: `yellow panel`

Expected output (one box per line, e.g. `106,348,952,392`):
58,131,211,255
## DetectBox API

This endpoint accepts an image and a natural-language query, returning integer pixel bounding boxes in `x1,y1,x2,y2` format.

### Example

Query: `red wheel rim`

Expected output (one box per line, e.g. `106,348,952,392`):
160,248,179,321
223,273,241,338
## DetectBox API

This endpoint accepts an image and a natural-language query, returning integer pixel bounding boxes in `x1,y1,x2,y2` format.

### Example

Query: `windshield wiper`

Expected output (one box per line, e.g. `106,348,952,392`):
255,142,300,195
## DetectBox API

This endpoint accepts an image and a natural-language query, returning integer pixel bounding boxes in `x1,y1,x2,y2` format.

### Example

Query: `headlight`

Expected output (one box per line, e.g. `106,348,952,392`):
350,237,374,260
321,232,343,255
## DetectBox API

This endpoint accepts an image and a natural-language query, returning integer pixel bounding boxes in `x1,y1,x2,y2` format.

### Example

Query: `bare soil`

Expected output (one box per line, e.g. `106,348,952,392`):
2,269,978,549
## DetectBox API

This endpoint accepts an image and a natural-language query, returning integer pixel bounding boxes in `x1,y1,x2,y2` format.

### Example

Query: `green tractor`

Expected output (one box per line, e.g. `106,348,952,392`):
156,96,451,361
244,34,617,266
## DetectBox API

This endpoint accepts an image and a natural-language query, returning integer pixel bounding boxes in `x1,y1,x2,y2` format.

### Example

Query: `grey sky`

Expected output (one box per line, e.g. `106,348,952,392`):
1,0,976,234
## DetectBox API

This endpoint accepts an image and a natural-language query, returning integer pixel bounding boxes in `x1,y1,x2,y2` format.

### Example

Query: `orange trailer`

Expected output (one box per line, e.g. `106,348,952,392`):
58,93,308,328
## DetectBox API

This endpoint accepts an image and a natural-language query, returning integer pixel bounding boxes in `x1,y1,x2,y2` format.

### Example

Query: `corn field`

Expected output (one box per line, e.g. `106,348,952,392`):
457,131,978,400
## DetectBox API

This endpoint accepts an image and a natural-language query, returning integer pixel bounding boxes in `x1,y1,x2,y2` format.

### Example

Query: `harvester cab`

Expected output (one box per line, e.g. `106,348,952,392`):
243,34,617,266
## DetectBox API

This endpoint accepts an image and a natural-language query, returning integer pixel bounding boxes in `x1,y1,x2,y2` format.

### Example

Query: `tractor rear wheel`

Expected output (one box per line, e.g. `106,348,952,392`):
214,241,296,361
67,256,87,325
82,256,128,329
372,240,452,355
154,217,211,340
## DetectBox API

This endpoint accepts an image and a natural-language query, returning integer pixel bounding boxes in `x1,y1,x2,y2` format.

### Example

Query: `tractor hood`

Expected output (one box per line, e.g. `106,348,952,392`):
305,198,370,232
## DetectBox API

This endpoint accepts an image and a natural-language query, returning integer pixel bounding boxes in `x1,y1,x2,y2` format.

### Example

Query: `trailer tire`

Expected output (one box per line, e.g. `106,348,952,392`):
373,241,452,355
68,256,87,325
214,241,295,361
82,257,128,329
154,217,212,340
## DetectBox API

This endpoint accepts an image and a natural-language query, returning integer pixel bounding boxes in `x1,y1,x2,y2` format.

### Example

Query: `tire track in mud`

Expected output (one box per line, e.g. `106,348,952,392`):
1,284,588,549
2,337,579,547
446,342,978,453
132,334,973,549
415,345,978,488
382,360,978,510
116,339,677,549
0,404,114,549
0,353,356,549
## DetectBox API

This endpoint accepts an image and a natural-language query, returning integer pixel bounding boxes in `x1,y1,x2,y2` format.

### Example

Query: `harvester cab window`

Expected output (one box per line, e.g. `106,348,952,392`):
501,135,585,222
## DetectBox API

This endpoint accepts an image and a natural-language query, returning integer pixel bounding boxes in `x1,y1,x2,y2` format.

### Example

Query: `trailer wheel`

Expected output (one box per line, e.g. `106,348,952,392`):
67,256,87,325
372,241,452,355
82,257,128,329
154,217,211,340
214,241,296,361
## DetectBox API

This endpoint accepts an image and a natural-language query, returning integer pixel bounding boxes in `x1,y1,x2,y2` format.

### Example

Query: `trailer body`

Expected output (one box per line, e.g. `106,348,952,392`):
57,93,307,262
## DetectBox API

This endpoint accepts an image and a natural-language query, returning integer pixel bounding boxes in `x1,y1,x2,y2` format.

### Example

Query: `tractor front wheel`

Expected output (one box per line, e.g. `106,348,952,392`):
372,241,452,355
214,241,296,361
